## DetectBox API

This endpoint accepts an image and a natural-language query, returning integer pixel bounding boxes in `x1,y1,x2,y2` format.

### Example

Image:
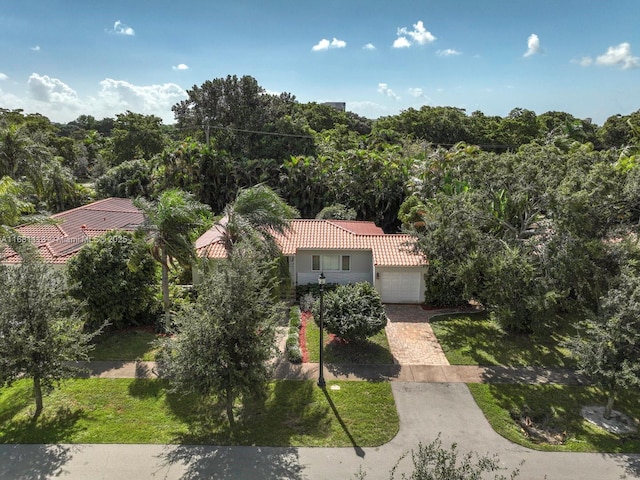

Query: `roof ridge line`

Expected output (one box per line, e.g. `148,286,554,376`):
49,197,116,218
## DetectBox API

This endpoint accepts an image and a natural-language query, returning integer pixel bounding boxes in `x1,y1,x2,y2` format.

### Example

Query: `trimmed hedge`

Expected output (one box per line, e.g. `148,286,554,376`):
295,282,340,300
286,306,303,363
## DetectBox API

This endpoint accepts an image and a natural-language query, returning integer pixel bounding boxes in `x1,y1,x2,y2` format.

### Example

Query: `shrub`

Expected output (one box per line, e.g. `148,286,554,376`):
299,293,316,313
313,282,387,342
285,306,303,363
287,345,302,363
295,282,339,300
289,306,301,328
286,335,299,349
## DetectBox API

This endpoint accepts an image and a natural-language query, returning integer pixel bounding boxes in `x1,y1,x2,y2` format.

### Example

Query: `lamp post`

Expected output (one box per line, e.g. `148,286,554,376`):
317,272,326,388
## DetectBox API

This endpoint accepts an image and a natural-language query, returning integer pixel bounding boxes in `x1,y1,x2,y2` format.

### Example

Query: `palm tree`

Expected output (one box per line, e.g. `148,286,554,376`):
43,158,79,213
0,175,39,261
0,125,51,196
135,189,210,326
0,176,33,227
218,184,299,257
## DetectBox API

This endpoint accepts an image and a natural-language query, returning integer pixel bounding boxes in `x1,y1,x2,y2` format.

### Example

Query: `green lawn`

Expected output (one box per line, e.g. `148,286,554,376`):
468,383,640,453
304,315,394,364
0,378,398,447
90,328,161,361
430,312,576,367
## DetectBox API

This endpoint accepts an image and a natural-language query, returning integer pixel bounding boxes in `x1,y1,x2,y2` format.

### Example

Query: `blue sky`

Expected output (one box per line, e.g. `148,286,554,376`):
1,0,639,125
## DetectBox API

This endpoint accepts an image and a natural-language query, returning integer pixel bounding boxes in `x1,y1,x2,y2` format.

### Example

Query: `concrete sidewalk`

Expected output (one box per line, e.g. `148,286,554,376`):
76,360,587,385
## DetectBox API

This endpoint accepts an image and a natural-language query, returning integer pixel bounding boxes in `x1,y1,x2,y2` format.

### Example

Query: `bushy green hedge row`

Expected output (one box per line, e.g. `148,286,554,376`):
295,282,340,300
286,306,302,363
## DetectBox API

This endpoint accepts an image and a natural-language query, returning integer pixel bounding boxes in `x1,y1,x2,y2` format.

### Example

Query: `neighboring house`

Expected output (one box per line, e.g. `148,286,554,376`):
0,198,145,265
195,219,428,304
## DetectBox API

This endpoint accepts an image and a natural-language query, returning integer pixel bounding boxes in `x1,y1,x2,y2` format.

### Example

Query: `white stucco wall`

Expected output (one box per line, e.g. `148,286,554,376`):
295,249,373,286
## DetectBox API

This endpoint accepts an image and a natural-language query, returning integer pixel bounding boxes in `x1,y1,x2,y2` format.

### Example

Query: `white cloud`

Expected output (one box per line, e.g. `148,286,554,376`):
109,20,135,36
312,37,347,51
523,33,541,57
408,87,424,97
437,48,461,57
377,83,400,100
596,42,640,69
0,73,7,81
97,79,186,115
573,56,593,67
28,73,81,105
31,45,40,52
394,20,436,48
7,73,186,123
363,43,376,50
172,63,189,71
393,37,411,49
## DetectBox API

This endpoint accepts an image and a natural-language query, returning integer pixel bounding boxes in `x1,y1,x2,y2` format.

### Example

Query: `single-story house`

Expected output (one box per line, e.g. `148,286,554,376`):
0,197,145,265
195,219,428,304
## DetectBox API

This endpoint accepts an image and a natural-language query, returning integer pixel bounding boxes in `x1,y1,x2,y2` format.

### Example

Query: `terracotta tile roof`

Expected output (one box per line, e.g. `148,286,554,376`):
196,219,426,267
1,198,144,264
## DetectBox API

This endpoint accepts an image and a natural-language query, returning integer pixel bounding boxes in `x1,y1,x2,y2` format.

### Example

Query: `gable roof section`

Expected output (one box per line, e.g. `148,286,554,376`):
1,197,145,264
196,219,425,267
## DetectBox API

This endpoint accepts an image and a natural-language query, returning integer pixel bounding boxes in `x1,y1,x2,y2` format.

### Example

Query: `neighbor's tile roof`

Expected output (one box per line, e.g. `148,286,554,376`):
1,197,144,264
196,219,425,267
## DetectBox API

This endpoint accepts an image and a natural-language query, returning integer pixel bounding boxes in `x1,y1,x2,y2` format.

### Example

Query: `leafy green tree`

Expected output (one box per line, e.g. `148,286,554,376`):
135,189,210,326
107,111,166,166
67,231,159,330
356,433,520,479
157,244,280,427
313,282,387,342
316,203,357,220
0,255,97,419
95,159,153,198
566,271,640,419
172,74,307,160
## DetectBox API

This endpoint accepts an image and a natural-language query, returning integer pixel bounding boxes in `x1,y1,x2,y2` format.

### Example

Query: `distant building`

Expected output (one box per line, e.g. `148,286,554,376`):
323,102,346,112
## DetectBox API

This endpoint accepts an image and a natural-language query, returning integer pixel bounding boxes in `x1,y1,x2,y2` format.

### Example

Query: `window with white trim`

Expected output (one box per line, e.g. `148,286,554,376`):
311,254,351,271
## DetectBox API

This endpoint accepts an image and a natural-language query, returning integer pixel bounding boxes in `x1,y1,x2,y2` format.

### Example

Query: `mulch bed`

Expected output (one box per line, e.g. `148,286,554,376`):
299,311,311,363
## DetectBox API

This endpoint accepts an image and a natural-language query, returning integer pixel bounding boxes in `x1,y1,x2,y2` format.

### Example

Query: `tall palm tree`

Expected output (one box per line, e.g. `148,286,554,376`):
218,184,299,257
135,189,210,326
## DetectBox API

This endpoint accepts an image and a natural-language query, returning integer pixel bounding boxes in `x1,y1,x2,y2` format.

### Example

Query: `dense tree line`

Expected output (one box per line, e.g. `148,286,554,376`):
2,75,639,230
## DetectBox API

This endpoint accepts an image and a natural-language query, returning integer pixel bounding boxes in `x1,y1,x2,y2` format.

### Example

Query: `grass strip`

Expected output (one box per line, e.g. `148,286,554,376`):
0,378,398,447
468,383,640,453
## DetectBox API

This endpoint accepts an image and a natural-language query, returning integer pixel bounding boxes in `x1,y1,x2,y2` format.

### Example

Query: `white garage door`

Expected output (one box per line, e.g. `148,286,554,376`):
380,270,422,304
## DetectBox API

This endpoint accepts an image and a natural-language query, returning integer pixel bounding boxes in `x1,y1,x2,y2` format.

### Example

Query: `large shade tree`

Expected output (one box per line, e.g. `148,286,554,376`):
566,270,640,419
158,244,281,427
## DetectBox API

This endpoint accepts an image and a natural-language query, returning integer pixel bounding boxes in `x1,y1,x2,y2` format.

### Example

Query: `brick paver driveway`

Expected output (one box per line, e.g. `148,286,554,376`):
384,304,451,365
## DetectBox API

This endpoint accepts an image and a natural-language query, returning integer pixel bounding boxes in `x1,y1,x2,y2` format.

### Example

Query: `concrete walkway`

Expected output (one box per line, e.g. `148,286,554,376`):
1,383,637,479
77,360,587,385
